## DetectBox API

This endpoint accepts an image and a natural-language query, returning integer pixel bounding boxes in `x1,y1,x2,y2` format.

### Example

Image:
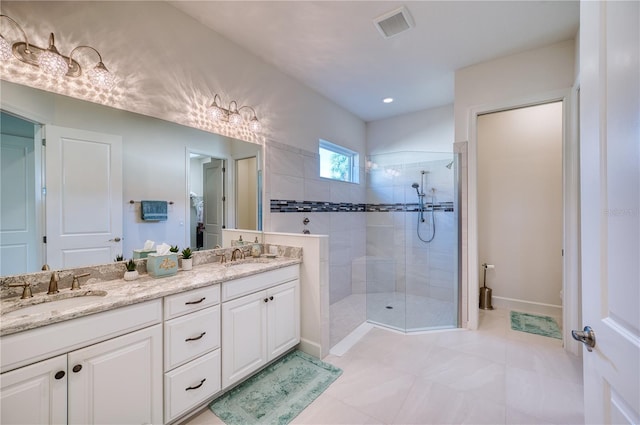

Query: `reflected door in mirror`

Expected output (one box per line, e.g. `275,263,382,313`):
45,126,123,268
204,159,224,249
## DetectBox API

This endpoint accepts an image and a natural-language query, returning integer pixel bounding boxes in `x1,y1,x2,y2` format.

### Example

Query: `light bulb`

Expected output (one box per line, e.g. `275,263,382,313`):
229,112,242,126
88,62,116,90
207,104,224,121
38,49,69,78
0,35,12,61
249,117,262,133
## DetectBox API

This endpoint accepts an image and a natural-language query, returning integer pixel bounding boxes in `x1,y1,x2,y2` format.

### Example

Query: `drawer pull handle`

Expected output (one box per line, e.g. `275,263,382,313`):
185,378,206,391
185,332,206,342
185,297,206,305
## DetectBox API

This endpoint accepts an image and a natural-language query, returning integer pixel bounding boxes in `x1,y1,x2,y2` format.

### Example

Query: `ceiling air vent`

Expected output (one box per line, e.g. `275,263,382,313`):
373,6,414,39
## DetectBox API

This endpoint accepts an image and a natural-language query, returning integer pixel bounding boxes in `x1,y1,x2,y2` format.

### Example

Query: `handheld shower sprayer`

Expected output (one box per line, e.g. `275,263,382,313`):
411,182,422,197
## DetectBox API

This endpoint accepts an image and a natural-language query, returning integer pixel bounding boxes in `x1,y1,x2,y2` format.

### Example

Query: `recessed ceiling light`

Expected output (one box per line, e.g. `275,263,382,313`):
383,97,394,104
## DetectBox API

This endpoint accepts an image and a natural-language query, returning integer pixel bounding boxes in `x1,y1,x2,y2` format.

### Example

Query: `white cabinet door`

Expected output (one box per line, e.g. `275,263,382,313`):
67,324,162,425
0,355,67,425
221,290,267,388
267,280,300,360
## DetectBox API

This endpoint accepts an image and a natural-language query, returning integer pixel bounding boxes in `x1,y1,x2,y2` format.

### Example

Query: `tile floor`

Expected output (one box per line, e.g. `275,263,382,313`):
185,308,584,424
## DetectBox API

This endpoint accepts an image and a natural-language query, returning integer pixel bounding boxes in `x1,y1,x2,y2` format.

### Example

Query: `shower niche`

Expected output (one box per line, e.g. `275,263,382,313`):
364,151,460,332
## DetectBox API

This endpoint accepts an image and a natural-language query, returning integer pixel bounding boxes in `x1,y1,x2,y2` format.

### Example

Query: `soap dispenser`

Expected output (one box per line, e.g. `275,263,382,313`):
251,237,261,258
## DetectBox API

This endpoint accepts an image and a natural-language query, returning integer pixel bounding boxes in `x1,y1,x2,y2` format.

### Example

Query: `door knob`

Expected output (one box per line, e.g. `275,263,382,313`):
109,237,122,242
571,326,596,352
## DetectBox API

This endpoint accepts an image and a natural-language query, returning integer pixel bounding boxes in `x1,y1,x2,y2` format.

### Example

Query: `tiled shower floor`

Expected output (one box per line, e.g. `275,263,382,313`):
330,292,456,347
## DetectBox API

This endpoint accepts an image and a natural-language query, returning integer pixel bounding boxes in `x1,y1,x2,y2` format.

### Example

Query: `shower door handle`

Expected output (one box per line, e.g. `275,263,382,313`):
571,326,596,352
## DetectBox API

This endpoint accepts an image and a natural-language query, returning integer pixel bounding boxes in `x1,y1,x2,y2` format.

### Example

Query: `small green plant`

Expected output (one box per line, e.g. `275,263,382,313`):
181,247,192,259
169,245,179,253
125,259,137,272
115,254,124,262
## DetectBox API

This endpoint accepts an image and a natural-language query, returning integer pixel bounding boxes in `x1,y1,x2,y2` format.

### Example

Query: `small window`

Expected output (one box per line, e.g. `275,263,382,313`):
319,139,359,183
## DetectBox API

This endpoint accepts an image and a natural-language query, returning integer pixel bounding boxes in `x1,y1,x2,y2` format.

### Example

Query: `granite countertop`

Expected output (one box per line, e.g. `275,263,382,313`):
0,257,301,337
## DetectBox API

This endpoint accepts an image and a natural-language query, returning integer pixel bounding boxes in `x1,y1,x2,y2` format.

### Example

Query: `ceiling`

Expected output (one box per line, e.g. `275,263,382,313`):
169,1,579,122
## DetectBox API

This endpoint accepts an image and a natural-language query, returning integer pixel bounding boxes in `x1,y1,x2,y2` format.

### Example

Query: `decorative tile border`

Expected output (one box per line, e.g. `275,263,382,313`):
271,200,453,213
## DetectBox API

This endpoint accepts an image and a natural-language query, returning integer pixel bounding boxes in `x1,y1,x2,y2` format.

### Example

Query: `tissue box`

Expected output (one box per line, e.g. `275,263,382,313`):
146,253,178,278
133,249,156,259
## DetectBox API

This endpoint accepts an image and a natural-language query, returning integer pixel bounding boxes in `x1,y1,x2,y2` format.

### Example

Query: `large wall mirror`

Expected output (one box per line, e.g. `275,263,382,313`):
0,81,263,276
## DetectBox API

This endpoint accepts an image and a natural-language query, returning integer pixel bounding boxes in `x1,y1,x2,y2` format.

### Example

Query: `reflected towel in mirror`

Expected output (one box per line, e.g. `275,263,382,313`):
141,200,168,221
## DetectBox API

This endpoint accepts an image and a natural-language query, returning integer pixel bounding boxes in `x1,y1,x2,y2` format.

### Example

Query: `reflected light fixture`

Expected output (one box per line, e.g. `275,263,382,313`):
207,94,262,133
0,14,116,90
383,97,394,103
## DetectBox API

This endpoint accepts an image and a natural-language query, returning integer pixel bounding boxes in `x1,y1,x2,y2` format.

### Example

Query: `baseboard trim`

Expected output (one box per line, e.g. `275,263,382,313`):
297,338,321,359
492,296,562,317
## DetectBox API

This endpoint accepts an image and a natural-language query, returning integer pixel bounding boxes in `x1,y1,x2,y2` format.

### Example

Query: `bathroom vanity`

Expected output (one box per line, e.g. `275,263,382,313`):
0,253,301,425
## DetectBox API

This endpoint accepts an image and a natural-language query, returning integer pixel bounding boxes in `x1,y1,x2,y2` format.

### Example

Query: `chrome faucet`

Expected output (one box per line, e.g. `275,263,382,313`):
47,271,60,294
231,248,245,261
71,273,90,290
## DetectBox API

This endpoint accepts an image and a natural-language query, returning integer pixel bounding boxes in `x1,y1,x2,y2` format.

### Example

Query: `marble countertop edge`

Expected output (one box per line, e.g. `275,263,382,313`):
0,257,301,337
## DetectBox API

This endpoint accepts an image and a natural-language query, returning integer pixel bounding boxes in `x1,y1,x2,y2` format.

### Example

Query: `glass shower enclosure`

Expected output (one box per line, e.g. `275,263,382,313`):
365,151,460,332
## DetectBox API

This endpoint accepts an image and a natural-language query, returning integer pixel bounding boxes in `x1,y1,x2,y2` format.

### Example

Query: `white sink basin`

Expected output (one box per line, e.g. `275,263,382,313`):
3,291,108,318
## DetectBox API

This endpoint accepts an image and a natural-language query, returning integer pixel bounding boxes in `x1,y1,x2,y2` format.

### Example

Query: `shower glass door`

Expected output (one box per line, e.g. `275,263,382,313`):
365,151,459,332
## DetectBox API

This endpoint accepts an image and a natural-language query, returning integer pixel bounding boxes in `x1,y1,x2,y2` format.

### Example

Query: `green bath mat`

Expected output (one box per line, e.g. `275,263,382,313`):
209,350,342,425
510,311,562,339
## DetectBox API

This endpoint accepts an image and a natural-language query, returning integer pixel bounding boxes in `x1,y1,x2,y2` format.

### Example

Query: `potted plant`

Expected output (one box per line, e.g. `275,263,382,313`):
181,247,193,271
123,259,139,281
114,254,124,262
170,245,179,253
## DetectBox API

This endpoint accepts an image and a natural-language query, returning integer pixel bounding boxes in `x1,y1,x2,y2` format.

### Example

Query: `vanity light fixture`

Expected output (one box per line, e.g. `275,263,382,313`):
207,94,262,133
0,14,116,90
383,97,394,103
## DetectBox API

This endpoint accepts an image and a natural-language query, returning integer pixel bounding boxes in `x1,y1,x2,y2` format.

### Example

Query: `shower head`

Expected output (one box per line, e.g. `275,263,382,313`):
411,182,421,196
446,160,454,169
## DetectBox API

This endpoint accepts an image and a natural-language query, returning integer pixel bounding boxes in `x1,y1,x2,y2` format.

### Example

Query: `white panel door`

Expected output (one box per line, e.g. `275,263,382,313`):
579,1,640,424
203,159,224,249
267,280,300,360
0,134,39,274
0,354,67,425
45,126,122,269
67,324,162,425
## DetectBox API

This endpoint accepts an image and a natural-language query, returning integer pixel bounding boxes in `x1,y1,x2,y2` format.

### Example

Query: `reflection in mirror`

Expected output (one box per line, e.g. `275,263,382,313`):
1,81,263,277
236,157,258,231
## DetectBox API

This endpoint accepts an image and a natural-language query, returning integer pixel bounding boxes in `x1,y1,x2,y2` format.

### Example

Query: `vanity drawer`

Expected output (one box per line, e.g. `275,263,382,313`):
221,265,299,302
164,305,220,371
164,349,221,423
164,284,220,320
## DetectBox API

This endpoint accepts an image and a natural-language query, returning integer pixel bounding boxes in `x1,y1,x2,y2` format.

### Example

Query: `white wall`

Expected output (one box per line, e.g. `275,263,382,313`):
455,39,575,328
478,102,563,307
367,104,454,155
0,1,365,173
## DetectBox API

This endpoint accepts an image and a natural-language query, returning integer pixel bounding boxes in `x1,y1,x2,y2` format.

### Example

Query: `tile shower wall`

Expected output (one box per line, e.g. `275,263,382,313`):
365,155,457,303
265,140,366,305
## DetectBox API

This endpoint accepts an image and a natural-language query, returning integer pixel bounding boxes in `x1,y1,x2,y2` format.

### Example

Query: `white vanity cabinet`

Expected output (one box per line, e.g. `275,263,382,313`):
163,285,221,423
0,355,67,425
0,300,163,425
221,265,300,389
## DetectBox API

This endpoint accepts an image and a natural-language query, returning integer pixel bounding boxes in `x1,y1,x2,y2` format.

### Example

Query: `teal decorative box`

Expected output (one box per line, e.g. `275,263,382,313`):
133,249,156,259
146,253,178,278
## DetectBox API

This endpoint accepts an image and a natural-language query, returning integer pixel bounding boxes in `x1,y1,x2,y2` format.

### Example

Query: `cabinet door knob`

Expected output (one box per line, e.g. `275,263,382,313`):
269,296,274,301
72,364,82,373
54,371,65,380
185,378,206,391
185,332,206,342
185,297,206,305
264,298,269,303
